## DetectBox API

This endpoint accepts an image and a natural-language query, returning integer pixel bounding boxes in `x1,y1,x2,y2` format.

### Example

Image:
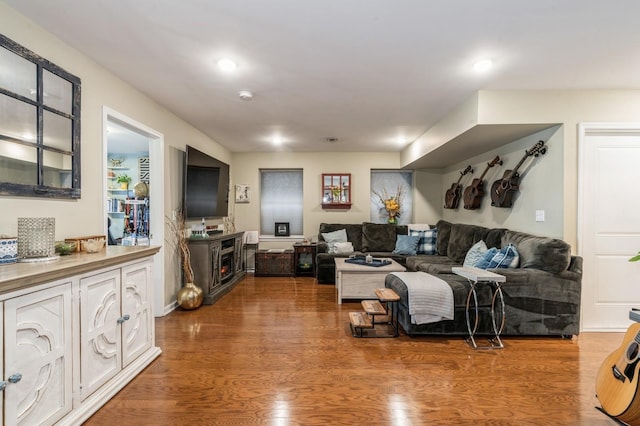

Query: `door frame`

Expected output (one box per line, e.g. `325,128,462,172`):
102,106,166,317
578,122,640,331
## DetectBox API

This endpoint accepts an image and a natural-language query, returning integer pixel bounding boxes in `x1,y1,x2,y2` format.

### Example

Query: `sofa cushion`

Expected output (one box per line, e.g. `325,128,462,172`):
410,228,437,255
447,223,490,263
362,222,398,252
486,243,520,268
463,240,488,267
502,231,571,274
319,223,363,252
393,235,421,256
435,220,452,256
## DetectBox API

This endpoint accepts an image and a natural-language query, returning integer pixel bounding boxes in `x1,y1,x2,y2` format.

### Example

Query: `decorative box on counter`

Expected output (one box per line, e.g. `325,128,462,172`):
64,235,107,253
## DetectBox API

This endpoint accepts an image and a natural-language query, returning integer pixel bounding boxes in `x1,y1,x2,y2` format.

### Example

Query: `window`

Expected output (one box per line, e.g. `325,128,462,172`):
370,170,414,224
0,34,81,199
260,169,303,236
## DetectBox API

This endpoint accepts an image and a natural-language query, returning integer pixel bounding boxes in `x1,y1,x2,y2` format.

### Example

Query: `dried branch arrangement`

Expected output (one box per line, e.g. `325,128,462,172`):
166,209,194,283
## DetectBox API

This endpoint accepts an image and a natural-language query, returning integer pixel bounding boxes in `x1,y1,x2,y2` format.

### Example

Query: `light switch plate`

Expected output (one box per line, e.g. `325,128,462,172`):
535,210,545,222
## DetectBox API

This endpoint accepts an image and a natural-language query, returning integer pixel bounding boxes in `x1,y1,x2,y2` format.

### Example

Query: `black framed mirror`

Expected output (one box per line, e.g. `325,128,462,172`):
0,34,81,199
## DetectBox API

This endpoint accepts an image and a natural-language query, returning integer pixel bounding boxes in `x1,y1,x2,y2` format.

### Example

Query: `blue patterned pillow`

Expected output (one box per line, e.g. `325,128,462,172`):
393,235,421,256
410,229,437,255
486,243,520,269
475,247,499,269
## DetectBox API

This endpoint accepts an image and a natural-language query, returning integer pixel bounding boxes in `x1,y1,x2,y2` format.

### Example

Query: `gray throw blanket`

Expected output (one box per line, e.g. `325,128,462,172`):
391,272,454,325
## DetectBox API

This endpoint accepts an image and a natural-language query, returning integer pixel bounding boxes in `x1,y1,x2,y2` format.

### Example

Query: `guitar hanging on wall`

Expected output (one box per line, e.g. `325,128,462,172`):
595,322,640,425
444,165,472,209
490,140,547,208
462,155,503,210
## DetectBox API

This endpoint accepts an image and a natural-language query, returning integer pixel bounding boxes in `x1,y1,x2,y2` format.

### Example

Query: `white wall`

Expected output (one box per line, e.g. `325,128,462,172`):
0,3,231,307
440,125,563,238
231,151,418,248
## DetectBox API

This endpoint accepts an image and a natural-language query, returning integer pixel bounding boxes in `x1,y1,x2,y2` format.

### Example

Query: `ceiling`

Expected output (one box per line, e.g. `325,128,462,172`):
6,1,640,158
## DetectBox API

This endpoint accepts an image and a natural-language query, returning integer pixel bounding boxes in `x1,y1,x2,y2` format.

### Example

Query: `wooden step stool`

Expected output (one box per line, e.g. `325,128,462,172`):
349,288,400,338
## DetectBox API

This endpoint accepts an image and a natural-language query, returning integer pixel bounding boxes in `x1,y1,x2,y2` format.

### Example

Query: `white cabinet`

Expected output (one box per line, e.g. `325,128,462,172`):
3,283,74,425
0,247,160,426
79,259,152,401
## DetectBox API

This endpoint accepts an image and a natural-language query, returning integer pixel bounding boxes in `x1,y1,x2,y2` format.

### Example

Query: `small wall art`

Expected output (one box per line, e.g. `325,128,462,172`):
235,184,250,203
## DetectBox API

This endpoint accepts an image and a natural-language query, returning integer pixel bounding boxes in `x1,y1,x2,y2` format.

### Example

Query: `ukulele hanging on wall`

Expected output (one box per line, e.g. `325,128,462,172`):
462,155,503,210
490,140,547,208
444,165,472,209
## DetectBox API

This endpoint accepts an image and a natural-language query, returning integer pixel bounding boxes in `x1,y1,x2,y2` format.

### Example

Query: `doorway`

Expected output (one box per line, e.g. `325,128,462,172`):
578,123,640,331
103,107,165,317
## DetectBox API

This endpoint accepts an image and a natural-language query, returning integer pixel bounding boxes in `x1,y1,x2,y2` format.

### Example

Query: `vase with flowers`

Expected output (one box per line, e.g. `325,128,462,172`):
373,184,404,225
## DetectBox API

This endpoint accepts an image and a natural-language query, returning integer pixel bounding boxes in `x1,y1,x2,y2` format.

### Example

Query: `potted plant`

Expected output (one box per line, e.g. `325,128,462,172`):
116,174,131,189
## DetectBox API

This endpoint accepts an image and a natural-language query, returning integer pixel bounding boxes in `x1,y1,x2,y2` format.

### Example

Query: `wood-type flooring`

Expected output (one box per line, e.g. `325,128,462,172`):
85,274,622,425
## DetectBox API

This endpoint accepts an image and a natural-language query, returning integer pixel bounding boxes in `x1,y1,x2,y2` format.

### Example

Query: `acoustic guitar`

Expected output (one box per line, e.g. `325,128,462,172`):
462,156,502,210
444,165,472,209
596,322,640,424
490,140,546,208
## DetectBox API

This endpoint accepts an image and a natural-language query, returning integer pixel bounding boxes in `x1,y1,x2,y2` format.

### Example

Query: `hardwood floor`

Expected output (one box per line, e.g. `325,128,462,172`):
85,275,621,425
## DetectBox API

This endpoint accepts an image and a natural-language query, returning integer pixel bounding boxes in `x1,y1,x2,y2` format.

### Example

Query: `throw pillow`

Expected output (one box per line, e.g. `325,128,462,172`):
475,247,499,270
321,229,348,254
333,241,354,254
392,235,421,256
463,240,488,268
410,228,437,255
486,243,520,269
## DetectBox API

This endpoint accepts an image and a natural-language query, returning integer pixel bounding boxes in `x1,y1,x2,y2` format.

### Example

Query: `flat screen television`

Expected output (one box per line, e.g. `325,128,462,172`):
183,145,229,220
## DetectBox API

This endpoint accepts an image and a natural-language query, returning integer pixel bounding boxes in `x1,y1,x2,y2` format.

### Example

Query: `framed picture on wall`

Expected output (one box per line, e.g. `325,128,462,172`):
275,222,290,237
235,184,250,203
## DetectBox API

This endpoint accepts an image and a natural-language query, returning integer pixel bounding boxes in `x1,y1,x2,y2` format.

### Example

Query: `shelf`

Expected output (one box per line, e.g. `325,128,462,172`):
108,211,125,215
107,166,129,170
108,189,130,192
321,202,352,210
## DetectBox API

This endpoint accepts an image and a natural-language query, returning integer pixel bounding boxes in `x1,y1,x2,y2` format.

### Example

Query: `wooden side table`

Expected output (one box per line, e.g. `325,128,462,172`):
293,243,316,277
255,249,293,277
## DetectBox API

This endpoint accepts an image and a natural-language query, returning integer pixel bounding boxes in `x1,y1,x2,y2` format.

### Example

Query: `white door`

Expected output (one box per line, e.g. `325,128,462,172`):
579,123,640,331
121,260,153,366
80,269,122,400
4,283,73,425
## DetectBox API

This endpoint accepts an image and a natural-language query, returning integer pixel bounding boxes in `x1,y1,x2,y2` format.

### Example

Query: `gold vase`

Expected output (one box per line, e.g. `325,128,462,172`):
177,282,203,310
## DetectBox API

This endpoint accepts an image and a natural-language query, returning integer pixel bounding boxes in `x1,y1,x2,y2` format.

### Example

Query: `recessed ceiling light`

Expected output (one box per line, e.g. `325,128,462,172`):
473,59,493,72
238,90,253,100
217,58,237,72
272,135,283,145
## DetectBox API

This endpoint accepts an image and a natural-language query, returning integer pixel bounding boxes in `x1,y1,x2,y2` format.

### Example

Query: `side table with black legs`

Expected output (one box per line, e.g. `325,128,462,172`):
452,266,506,349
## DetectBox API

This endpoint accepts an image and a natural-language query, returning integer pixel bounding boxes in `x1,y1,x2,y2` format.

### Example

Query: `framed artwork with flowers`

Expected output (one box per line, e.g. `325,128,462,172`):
321,173,351,209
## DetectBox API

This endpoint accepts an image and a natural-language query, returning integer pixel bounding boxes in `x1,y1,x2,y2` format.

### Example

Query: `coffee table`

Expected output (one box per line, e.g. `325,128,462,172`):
334,258,405,304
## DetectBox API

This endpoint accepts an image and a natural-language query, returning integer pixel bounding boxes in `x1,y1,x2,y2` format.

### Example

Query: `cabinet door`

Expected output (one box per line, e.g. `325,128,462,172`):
4,283,73,425
121,260,153,367
80,269,122,400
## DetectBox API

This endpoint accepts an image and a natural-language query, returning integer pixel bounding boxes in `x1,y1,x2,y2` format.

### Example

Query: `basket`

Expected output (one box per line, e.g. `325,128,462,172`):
17,217,56,259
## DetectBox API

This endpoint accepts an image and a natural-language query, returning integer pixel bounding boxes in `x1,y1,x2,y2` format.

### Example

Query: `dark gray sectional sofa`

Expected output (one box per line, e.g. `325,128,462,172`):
316,220,582,337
